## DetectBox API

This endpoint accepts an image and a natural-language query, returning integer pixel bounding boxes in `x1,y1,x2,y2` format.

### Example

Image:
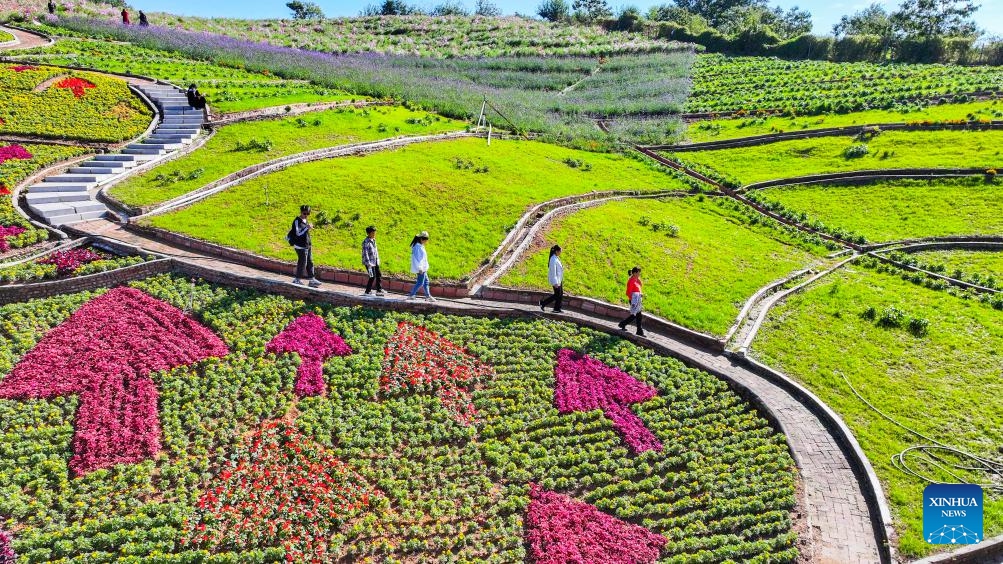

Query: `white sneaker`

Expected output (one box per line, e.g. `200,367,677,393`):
426,296,437,302
376,290,386,296
406,295,416,301
292,278,304,285
308,279,321,288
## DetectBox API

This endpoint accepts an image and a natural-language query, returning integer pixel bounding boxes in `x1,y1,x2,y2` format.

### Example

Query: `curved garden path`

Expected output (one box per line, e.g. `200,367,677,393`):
0,25,52,50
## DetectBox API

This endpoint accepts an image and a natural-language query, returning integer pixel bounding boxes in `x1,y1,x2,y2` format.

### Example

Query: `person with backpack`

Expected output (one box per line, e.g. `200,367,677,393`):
539,244,564,313
406,231,434,302
362,225,384,296
186,84,207,110
287,205,321,288
617,266,645,337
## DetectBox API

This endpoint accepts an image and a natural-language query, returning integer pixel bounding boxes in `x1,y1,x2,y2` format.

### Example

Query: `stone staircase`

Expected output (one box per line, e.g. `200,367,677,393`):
26,84,204,226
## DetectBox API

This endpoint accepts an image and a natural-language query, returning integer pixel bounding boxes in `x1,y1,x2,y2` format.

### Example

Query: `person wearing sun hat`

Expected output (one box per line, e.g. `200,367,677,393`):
407,231,434,302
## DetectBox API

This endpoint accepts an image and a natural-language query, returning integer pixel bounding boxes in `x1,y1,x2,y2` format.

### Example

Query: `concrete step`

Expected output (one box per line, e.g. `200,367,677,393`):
146,136,195,145
135,142,184,151
69,166,125,175
29,182,94,193
26,191,91,204
161,118,204,125
122,147,167,156
44,174,109,183
49,209,108,226
155,128,201,136
32,201,107,219
92,154,139,163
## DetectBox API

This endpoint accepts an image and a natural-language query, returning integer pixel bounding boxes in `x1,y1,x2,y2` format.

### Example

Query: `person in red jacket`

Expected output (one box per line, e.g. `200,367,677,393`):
617,266,645,336
121,8,130,24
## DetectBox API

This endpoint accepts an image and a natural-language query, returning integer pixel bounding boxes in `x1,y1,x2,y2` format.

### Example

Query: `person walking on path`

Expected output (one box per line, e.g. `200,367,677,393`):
407,231,435,302
47,0,56,15
288,205,321,288
362,225,384,296
121,8,130,24
539,244,564,313
617,266,645,336
138,11,149,26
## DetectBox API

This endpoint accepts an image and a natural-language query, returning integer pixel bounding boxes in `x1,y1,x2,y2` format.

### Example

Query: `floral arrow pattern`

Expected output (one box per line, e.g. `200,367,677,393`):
265,312,352,397
0,287,229,475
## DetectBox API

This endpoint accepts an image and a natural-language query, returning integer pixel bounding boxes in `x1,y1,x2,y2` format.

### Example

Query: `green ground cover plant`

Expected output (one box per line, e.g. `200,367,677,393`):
910,249,1003,284
0,64,151,143
37,19,694,147
109,105,465,208
670,130,1003,185
754,177,1003,243
148,14,682,58
146,138,683,281
499,196,824,335
12,39,356,114
685,100,1003,143
0,273,798,561
687,54,1003,115
751,265,1003,557
0,29,14,42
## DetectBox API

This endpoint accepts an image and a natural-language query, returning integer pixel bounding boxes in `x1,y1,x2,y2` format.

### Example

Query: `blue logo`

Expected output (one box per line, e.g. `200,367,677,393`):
924,484,983,545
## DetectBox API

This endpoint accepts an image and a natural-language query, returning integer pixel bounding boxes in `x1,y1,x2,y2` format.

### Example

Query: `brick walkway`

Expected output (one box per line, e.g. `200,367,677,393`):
0,26,52,50
74,219,887,563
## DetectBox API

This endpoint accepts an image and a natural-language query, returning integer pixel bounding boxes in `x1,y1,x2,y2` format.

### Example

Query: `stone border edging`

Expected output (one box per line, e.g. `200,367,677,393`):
0,237,84,270
0,258,172,304
862,235,1003,253
869,251,1000,294
741,169,993,192
480,284,722,351
913,533,1003,563
728,350,896,563
130,130,477,220
649,121,1003,152
211,100,390,125
723,265,815,345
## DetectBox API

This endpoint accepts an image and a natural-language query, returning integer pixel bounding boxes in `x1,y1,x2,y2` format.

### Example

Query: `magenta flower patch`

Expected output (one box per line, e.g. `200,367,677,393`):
38,248,103,274
525,483,666,564
0,144,32,165
265,313,352,397
0,225,26,253
0,528,14,564
0,287,229,475
553,349,662,454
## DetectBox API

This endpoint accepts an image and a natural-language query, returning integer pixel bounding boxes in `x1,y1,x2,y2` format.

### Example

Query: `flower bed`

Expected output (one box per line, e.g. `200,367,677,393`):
0,64,151,143
0,245,149,284
0,274,798,561
266,313,352,397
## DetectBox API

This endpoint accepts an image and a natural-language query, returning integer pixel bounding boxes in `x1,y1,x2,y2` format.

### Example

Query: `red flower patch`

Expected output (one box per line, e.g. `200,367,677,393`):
0,184,10,196
0,287,229,475
0,144,32,165
381,321,493,426
185,421,380,561
37,248,103,275
55,77,96,98
525,483,666,564
265,313,352,397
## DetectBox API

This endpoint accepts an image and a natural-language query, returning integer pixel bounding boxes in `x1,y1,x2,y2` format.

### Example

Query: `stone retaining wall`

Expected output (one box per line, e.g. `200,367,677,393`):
743,168,990,192
0,259,172,304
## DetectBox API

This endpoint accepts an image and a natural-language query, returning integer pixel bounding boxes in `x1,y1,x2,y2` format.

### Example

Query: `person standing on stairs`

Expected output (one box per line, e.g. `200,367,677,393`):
362,225,385,297
121,8,130,24
617,266,645,337
407,231,435,302
48,0,56,15
539,244,564,313
186,84,207,111
288,205,321,288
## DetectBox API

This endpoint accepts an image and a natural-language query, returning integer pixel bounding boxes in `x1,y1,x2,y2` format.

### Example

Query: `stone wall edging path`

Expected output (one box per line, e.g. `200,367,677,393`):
740,169,995,192
65,216,889,564
0,25,54,50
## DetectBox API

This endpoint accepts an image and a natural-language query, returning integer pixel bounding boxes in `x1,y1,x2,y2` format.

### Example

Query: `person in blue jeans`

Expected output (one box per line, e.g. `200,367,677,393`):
407,231,435,301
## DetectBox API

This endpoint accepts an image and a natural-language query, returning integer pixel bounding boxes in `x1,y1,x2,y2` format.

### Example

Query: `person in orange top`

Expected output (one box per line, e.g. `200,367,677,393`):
617,266,645,337
121,8,130,24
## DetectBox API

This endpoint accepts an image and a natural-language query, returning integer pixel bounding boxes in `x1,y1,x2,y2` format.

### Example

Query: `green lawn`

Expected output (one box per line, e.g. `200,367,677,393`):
147,137,680,281
912,249,1003,280
757,177,1003,243
498,196,823,335
671,130,1003,185
751,265,1003,558
685,100,1003,143
110,106,465,208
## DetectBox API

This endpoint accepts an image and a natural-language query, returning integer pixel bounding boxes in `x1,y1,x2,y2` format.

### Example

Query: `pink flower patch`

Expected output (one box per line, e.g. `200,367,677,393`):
9,65,38,72
265,313,352,397
0,287,229,475
0,225,26,253
380,321,493,426
55,77,96,98
525,483,667,564
0,144,33,165
553,349,662,454
37,248,103,275
0,528,14,564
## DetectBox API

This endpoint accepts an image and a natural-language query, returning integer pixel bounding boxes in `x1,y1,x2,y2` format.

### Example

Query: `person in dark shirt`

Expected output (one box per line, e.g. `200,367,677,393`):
288,205,321,287
186,84,207,110
139,11,149,26
48,1,56,15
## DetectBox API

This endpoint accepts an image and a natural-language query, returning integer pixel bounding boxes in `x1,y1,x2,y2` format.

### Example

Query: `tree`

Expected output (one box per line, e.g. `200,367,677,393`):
538,0,570,22
890,0,979,37
764,6,812,39
646,5,712,31
718,5,810,39
362,0,424,15
572,0,612,23
432,1,469,15
286,1,324,19
672,0,766,27
832,3,893,38
475,0,501,16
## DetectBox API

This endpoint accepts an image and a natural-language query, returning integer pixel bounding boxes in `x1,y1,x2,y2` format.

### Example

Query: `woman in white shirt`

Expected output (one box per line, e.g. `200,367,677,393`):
539,244,564,313
406,231,435,302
